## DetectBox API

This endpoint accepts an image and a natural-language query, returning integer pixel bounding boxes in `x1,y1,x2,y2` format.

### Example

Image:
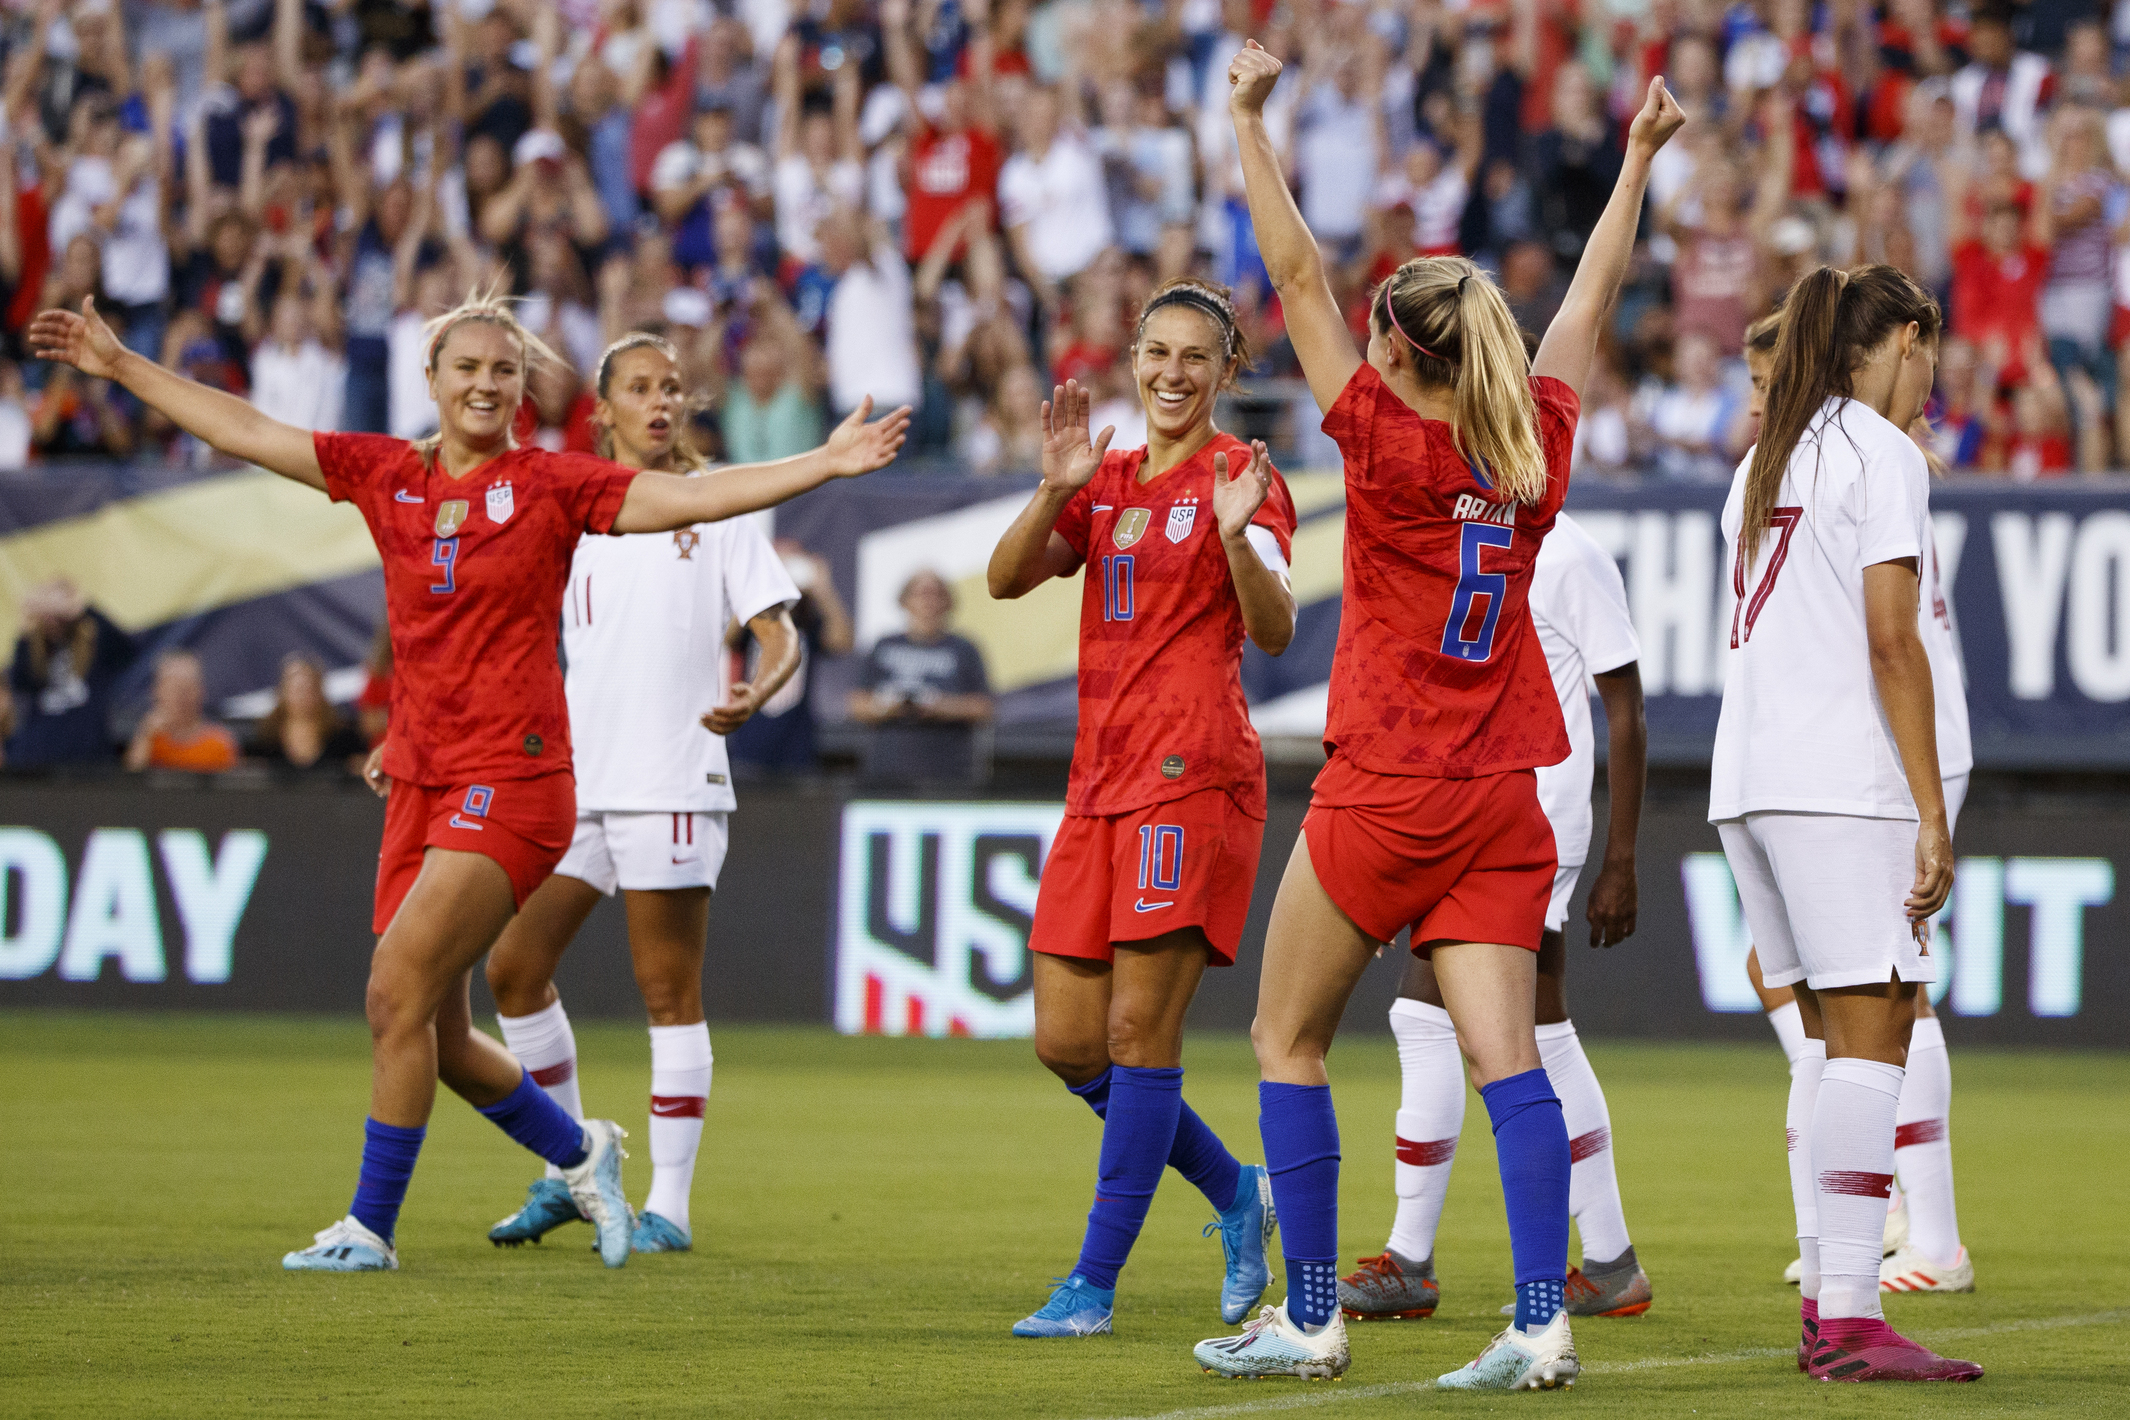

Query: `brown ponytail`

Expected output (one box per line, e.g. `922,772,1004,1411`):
1744,264,1941,567
1373,256,1548,505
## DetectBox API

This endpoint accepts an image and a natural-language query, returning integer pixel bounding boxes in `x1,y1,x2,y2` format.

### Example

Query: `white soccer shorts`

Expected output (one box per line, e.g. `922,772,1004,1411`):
556,811,730,895
1717,813,1936,991
1545,859,1584,934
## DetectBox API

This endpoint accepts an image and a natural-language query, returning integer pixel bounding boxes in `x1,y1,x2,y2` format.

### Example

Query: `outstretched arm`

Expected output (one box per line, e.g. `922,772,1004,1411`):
611,398,912,532
29,299,324,488
1229,41,1358,415
1532,76,1684,404
987,379,1108,599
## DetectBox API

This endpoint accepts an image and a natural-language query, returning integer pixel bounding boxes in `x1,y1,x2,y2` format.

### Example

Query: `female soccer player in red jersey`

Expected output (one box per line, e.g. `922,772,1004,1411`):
1192,43,1681,1389
1715,267,1979,1383
987,278,1298,1338
480,334,803,1256
29,294,908,1273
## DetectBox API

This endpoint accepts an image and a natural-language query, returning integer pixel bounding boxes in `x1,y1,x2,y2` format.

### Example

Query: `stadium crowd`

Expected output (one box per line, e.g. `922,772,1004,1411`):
2,0,2129,480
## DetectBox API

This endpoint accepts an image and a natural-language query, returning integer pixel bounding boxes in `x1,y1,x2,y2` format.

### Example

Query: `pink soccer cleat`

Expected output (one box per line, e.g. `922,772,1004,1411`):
1797,1298,1818,1373
1808,1316,1984,1382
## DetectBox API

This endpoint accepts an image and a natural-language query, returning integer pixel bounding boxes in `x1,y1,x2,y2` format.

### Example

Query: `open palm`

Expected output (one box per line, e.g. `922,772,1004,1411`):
823,396,915,477
1040,379,1114,495
28,298,127,381
1212,441,1273,541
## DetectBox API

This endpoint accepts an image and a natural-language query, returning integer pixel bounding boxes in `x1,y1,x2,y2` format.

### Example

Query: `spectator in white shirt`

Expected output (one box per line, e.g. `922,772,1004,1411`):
999,86,1112,310
0,360,30,471
820,209,922,416
1293,52,1378,253
250,290,346,433
771,34,866,267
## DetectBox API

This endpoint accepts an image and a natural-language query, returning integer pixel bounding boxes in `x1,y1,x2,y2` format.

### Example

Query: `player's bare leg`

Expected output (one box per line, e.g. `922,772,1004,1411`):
482,873,606,1244
625,886,713,1251
1022,931,1268,1335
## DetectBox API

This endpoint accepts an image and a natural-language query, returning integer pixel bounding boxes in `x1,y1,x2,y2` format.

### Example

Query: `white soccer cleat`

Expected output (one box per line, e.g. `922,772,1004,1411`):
1194,1303,1351,1380
1883,1194,1910,1257
1784,1253,1804,1285
559,1118,634,1268
1880,1243,1974,1293
1436,1310,1580,1391
283,1215,398,1272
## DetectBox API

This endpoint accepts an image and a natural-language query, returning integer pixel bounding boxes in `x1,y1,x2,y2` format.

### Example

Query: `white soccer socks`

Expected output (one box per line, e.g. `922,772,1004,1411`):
1895,1016,1961,1264
1535,1020,1631,1267
1813,1056,1905,1321
499,999,584,1182
1786,1038,1827,1300
1387,998,1465,1263
1766,1000,1810,1067
645,1022,713,1231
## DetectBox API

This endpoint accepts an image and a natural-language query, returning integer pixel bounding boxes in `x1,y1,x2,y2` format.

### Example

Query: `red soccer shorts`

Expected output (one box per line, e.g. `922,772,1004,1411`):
1029,788,1264,967
1303,754,1556,952
373,772,576,934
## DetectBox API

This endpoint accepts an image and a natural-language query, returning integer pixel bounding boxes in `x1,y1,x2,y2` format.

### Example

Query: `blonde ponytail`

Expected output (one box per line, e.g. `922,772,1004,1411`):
1374,257,1548,504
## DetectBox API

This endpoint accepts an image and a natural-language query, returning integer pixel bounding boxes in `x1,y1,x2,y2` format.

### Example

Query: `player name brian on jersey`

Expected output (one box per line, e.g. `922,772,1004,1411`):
1452,493,1516,527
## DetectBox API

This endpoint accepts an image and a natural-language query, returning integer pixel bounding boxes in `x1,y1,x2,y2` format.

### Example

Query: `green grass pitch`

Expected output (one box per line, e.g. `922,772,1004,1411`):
4,1013,2125,1418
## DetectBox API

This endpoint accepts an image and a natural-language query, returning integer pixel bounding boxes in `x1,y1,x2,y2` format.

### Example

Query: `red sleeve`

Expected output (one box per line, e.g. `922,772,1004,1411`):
1531,375,1581,502
1252,463,1298,562
314,431,413,505
1052,483,1094,564
546,451,640,535
1320,363,1380,472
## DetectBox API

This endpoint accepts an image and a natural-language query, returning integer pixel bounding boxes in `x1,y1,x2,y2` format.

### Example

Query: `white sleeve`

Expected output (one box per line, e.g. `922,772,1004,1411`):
1243,523,1289,578
998,158,1035,228
721,519,803,628
1546,522,1640,676
1857,432,1929,569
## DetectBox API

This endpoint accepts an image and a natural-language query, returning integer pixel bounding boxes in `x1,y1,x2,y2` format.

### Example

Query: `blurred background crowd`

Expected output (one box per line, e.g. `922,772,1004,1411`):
3,0,2130,480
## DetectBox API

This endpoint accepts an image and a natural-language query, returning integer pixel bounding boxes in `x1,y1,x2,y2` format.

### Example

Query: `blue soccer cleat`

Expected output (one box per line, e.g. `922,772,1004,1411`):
630,1211,692,1253
488,1177,583,1246
283,1215,398,1272
560,1118,633,1268
1205,1163,1277,1324
1012,1275,1116,1337
1437,1311,1580,1391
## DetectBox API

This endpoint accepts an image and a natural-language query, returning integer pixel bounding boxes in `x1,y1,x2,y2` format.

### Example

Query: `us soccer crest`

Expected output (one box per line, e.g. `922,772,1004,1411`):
486,480,515,525
673,529,701,559
435,500,469,537
1112,508,1150,549
1165,498,1198,543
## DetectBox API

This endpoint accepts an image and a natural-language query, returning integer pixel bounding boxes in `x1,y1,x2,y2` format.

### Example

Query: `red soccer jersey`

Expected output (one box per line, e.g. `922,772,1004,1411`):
903,124,1003,262
1318,362,1574,778
1052,433,1297,819
316,435,638,786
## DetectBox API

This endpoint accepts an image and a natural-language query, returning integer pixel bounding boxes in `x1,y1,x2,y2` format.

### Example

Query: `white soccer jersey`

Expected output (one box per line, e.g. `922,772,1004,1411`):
563,495,800,813
1710,397,1934,823
1529,514,1642,869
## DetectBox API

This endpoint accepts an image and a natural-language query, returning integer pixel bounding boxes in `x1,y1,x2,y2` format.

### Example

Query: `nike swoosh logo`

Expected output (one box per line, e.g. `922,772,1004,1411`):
670,856,695,865
1133,899,1174,912
1093,504,1113,511
395,490,424,502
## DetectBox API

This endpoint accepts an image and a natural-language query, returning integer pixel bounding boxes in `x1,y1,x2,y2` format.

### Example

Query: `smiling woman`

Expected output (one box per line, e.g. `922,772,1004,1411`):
25,292,910,1275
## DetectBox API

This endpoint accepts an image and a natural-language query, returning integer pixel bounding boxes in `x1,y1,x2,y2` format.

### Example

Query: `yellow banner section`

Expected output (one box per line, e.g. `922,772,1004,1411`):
949,471,1348,694
0,470,380,642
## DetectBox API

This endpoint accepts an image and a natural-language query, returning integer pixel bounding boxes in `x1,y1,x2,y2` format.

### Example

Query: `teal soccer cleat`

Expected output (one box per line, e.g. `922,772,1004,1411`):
283,1216,398,1272
1012,1276,1116,1337
1194,1303,1350,1380
630,1211,692,1253
560,1118,634,1268
488,1177,583,1246
1437,1311,1580,1391
1205,1163,1277,1324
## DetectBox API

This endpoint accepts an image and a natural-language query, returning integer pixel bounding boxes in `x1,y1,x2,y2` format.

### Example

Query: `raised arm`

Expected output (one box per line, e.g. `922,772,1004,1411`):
1228,41,1359,414
987,379,1106,599
610,398,911,532
1586,662,1646,948
1532,75,1684,403
1864,557,1953,923
29,298,324,488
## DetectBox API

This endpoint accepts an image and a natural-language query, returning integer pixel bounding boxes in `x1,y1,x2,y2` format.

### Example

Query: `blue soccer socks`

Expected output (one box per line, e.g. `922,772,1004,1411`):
1073,1066,1185,1290
349,1118,425,1244
1260,1081,1341,1329
1068,1066,1245,1212
1480,1067,1572,1333
478,1070,591,1169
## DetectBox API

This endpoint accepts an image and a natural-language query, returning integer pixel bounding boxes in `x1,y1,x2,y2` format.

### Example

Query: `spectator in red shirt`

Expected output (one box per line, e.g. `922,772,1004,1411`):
885,0,1003,267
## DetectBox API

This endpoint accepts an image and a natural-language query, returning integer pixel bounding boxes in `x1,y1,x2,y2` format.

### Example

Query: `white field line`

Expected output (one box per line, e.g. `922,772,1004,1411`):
1076,1308,2127,1420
